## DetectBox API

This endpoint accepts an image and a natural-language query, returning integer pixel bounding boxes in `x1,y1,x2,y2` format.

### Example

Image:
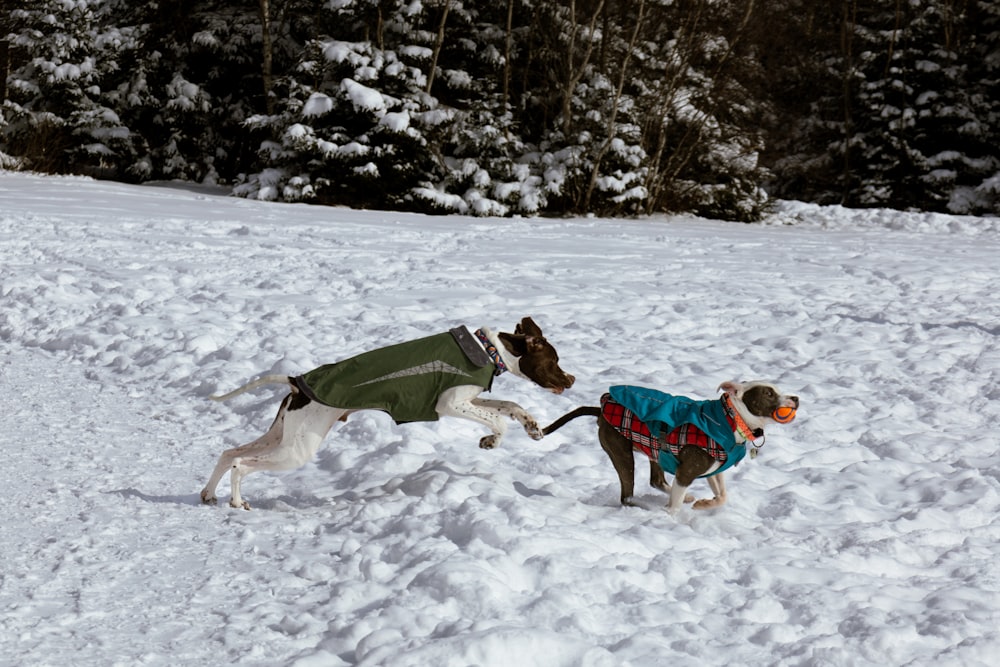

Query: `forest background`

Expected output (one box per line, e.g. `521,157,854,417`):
1,0,998,221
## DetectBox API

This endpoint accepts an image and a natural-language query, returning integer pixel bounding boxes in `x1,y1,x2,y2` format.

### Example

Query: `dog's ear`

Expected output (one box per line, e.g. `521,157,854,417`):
498,331,528,357
719,381,743,396
525,336,547,353
516,317,544,338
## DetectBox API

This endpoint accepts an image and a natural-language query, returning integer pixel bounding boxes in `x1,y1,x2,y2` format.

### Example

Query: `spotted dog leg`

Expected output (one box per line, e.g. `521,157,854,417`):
470,397,543,440
435,386,523,449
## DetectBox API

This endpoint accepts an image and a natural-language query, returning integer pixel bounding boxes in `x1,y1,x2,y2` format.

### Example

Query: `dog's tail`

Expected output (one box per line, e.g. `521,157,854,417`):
542,406,601,435
209,374,293,401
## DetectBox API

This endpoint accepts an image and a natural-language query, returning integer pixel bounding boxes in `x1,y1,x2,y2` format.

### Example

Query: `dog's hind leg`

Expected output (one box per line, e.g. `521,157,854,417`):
649,460,696,503
201,395,291,505
225,400,342,509
202,393,342,509
648,460,670,494
597,416,637,506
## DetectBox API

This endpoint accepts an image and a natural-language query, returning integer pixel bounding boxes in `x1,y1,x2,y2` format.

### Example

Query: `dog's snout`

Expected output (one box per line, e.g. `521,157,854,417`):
791,395,800,408
555,373,574,392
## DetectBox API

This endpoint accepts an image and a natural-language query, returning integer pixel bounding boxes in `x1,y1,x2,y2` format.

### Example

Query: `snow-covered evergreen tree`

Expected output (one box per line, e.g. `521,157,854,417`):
0,0,266,183
239,0,544,216
521,0,649,217
629,0,769,221
770,0,1000,215
1,0,143,176
237,0,445,208
124,0,268,184
757,0,849,205
846,0,997,212
909,0,999,214
412,1,547,216
237,0,771,219
22,0,999,219
967,0,1000,212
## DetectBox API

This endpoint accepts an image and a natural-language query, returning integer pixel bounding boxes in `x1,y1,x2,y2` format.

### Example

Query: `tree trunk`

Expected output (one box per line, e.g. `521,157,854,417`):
0,39,8,102
426,0,453,95
840,0,857,204
502,0,514,115
560,0,606,137
259,0,274,114
582,0,645,212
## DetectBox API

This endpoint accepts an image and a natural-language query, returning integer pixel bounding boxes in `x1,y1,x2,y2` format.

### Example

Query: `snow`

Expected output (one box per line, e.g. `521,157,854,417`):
1,171,999,666
341,78,386,114
51,62,82,80
321,39,358,65
379,111,410,133
303,93,335,118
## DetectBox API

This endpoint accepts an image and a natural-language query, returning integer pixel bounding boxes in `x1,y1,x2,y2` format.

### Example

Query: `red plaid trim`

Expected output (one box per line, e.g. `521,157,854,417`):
662,424,727,462
601,394,658,458
600,393,728,464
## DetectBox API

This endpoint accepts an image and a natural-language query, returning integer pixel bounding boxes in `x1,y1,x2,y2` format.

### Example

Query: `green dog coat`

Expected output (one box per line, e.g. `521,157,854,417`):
292,327,500,424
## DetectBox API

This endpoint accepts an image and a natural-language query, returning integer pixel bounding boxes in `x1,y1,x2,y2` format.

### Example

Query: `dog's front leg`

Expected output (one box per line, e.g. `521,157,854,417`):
470,398,543,441
666,445,717,514
692,473,727,510
436,387,509,449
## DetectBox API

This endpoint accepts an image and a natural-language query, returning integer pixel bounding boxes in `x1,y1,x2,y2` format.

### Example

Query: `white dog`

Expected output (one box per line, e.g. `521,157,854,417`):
202,317,574,509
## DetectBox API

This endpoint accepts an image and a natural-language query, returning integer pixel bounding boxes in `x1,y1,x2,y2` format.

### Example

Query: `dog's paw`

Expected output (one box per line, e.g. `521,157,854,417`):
229,498,251,510
479,435,498,449
200,490,218,505
525,422,544,440
692,497,724,510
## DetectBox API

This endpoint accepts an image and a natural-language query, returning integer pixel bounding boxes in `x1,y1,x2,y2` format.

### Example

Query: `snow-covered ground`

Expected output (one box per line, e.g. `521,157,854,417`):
1,171,998,666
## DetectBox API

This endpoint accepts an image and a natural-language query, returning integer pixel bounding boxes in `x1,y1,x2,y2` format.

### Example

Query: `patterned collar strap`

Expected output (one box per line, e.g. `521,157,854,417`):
721,393,763,443
474,328,509,376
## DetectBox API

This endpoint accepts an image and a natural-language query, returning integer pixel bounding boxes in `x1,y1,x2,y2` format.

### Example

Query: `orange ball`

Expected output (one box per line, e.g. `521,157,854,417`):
772,406,797,424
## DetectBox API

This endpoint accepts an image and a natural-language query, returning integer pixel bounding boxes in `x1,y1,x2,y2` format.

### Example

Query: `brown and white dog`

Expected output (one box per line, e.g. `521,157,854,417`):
542,381,799,514
202,317,574,509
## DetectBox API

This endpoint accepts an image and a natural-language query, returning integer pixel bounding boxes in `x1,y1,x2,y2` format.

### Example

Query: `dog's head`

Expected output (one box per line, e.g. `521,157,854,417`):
719,380,799,430
497,317,575,394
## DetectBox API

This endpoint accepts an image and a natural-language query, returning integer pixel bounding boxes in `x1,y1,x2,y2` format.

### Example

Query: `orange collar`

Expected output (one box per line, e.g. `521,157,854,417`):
721,394,763,444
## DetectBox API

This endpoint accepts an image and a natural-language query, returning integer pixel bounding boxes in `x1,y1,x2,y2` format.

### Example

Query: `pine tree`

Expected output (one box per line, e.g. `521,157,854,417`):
968,0,1000,212
774,0,1000,214
410,0,535,215
237,0,445,208
523,0,650,216
757,0,849,205
1,0,143,176
125,0,268,183
631,0,770,221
